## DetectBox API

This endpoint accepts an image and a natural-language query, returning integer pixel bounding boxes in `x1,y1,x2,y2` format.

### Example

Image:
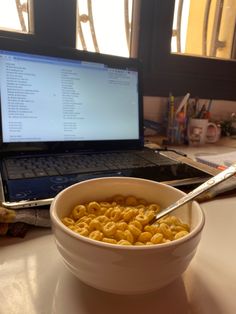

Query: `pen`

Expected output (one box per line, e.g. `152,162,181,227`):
204,99,212,119
167,93,175,144
187,100,196,118
206,99,212,112
169,93,175,124
197,104,206,118
175,92,190,117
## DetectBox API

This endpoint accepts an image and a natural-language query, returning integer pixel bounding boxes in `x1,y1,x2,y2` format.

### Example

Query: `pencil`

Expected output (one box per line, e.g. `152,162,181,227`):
169,94,175,143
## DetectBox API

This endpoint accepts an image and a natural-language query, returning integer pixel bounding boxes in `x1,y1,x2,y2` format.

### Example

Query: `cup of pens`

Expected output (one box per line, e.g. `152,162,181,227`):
167,95,219,146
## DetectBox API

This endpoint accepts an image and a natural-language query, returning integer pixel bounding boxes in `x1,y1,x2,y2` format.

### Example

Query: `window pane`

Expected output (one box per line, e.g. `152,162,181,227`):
171,0,236,60
76,0,133,57
0,0,31,33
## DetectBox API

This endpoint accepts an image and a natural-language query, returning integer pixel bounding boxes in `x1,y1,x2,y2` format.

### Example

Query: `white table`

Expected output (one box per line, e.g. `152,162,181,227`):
1,142,236,314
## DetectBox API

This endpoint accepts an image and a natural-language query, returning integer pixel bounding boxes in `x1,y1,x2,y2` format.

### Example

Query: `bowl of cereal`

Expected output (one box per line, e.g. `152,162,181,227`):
50,177,204,294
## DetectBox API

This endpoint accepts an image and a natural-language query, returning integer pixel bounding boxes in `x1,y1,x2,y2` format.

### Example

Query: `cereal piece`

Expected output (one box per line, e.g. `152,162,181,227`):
159,223,173,240
104,207,113,218
103,221,117,236
77,228,89,237
178,223,190,232
144,224,159,235
171,225,187,233
134,241,144,246
89,230,103,241
102,237,117,244
110,207,122,221
116,221,128,231
114,229,126,241
68,225,77,231
148,204,161,213
70,223,89,236
138,231,152,243
136,204,146,210
145,210,155,222
159,215,176,225
89,218,103,231
117,239,132,245
61,217,75,226
122,208,136,222
174,230,189,240
137,198,147,205
100,201,112,208
78,216,92,225
136,214,149,225
87,201,101,215
129,220,143,231
96,215,110,224
99,207,107,215
128,224,142,238
71,205,86,220
87,214,96,220
163,238,171,243
75,221,89,229
124,229,134,244
112,195,125,204
125,196,138,206
150,233,163,244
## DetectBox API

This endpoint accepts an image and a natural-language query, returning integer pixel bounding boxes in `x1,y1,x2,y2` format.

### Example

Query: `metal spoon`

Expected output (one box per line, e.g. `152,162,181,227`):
153,163,236,222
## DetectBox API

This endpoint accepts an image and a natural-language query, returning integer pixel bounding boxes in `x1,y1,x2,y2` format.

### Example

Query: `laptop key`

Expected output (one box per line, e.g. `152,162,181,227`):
46,169,60,176
8,173,24,179
24,171,36,178
58,166,109,175
33,170,48,177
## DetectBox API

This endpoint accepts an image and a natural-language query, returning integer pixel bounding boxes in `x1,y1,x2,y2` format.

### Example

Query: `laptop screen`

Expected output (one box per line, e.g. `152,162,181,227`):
0,48,140,144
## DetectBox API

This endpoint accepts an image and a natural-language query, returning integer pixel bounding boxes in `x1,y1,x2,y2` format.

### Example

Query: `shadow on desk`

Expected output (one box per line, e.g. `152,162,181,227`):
0,227,52,246
52,270,190,314
52,266,228,314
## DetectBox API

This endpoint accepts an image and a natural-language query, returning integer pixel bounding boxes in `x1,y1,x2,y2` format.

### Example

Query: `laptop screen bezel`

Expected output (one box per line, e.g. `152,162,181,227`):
0,38,144,155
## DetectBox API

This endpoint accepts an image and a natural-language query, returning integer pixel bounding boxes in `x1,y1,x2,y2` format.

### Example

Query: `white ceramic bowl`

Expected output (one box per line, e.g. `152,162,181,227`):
50,177,205,295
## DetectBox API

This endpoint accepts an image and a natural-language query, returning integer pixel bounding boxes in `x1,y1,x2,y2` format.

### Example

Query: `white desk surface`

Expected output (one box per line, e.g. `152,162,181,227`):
1,141,236,314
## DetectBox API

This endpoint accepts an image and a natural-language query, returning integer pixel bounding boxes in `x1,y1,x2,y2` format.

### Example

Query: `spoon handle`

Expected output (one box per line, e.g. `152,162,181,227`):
154,163,236,221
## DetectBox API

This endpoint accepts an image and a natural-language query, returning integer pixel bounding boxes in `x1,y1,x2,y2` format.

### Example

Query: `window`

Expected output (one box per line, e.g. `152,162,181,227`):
138,0,236,100
0,0,137,58
171,0,236,60
0,0,33,33
76,0,133,57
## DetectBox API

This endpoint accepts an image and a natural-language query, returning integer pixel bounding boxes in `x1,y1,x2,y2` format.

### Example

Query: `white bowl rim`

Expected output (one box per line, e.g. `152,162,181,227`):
50,177,205,251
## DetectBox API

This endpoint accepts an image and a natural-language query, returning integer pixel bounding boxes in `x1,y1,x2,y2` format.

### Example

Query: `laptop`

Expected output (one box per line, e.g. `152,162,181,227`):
0,39,211,209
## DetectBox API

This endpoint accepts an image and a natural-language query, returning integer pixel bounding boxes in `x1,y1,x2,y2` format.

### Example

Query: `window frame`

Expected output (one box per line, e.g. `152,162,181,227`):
137,0,236,100
0,0,77,47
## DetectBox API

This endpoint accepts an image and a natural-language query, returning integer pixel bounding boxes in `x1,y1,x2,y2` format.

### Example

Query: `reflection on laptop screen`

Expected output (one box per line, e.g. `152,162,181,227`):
0,49,139,143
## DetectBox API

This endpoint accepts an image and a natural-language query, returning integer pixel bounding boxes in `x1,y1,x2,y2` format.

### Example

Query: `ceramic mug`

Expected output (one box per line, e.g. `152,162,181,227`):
187,118,218,146
206,123,221,143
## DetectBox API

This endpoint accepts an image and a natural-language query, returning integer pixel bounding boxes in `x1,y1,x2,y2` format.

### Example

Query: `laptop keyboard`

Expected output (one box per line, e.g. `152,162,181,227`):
4,150,178,180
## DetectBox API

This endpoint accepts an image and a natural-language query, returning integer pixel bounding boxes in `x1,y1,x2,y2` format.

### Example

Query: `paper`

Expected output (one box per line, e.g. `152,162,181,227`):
196,151,236,168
